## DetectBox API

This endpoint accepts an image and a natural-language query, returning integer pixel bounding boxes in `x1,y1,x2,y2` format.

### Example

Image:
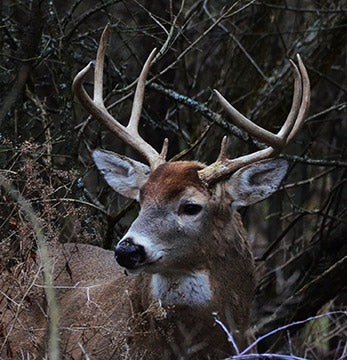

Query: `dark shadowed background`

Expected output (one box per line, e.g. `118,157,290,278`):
1,1,346,358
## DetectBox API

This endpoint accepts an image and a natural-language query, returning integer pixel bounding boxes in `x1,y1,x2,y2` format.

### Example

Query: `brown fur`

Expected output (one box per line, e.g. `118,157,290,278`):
140,161,206,203
0,162,256,359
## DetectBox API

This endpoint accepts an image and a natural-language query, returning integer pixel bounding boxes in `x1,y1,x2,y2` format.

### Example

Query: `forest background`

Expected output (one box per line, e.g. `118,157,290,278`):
0,1,346,359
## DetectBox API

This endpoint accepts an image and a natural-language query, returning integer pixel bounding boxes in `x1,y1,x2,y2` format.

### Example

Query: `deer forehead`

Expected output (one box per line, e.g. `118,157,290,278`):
139,161,209,205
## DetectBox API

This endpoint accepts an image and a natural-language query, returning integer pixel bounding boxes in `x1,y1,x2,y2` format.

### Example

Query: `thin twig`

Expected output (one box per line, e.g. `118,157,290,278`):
203,0,268,81
215,318,240,354
283,168,336,189
78,343,91,360
170,125,212,161
305,101,347,123
225,353,309,360
25,87,53,168
26,197,108,216
65,1,121,40
241,311,347,355
255,2,347,14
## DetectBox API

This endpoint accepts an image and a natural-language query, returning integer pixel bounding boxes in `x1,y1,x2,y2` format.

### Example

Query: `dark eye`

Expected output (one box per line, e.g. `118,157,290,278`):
180,203,202,216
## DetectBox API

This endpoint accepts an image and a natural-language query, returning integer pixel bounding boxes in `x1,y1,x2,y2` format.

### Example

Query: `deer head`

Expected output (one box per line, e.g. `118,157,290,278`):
73,24,309,279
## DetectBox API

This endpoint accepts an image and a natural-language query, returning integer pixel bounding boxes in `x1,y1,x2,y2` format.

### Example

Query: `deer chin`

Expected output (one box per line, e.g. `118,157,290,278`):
123,255,165,275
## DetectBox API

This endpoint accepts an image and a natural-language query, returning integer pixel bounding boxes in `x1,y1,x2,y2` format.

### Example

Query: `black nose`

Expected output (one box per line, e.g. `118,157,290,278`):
114,238,146,269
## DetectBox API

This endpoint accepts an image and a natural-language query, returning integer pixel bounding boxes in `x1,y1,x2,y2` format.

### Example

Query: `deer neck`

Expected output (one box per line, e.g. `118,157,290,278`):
149,213,254,310
151,270,212,307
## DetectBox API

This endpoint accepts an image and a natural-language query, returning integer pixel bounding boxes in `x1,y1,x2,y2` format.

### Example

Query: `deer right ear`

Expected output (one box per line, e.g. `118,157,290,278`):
92,149,151,201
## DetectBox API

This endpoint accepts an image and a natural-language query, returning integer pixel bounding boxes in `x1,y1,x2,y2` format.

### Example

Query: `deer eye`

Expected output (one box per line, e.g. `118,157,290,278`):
180,203,202,216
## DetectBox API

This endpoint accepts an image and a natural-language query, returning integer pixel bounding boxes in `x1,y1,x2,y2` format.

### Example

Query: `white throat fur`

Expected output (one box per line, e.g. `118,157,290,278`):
151,271,212,306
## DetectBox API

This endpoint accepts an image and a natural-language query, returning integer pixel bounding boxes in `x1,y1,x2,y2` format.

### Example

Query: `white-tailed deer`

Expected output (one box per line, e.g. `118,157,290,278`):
1,24,309,359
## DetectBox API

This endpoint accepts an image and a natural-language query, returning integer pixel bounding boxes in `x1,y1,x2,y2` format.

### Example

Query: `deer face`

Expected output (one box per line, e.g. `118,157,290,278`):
93,150,288,275
120,162,212,274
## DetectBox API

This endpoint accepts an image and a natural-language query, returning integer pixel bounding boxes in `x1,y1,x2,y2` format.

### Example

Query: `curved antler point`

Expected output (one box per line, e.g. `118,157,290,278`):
213,89,221,96
160,138,169,160
216,136,228,162
103,23,111,35
72,61,94,92
296,53,303,63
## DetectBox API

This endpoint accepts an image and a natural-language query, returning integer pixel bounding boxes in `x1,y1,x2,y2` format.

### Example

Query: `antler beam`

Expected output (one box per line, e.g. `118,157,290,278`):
198,55,310,185
72,24,168,170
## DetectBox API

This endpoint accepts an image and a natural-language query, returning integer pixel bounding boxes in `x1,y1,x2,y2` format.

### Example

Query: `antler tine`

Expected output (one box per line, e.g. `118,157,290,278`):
286,54,310,144
275,59,302,141
198,56,310,186
214,90,284,149
159,138,169,161
216,136,228,162
73,24,167,170
94,24,110,106
213,55,305,150
127,48,157,135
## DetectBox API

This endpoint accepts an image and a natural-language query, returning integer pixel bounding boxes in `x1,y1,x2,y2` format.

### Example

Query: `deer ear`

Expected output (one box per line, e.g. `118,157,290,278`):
92,149,151,201
225,159,289,210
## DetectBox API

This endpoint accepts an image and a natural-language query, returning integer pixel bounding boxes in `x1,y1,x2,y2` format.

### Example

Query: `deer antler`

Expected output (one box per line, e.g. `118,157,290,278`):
198,54,310,185
72,24,168,170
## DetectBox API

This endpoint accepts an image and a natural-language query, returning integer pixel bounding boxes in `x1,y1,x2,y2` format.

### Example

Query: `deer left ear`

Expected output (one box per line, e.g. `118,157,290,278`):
225,159,289,210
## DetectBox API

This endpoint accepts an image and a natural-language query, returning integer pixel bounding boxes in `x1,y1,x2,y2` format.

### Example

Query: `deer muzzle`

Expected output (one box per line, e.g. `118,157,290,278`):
114,238,146,269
